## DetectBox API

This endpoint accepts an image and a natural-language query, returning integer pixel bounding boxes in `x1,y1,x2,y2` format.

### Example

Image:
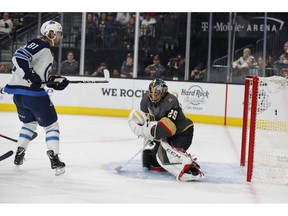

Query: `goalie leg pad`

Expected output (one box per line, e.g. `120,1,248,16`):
156,140,204,181
142,144,165,171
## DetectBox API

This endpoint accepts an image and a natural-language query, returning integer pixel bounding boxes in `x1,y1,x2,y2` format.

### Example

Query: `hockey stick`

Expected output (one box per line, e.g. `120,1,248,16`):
42,69,110,85
0,87,5,94
0,132,38,143
114,139,151,172
0,150,13,161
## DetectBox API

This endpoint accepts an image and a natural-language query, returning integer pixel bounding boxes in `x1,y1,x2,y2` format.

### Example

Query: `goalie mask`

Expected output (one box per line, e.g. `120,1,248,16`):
148,79,168,104
40,20,63,45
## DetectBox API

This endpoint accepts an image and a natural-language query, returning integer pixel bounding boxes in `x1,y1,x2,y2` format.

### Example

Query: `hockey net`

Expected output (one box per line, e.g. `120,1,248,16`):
240,75,288,183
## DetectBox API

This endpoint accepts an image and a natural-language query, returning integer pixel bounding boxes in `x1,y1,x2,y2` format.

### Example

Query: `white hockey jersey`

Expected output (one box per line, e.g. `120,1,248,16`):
4,38,53,97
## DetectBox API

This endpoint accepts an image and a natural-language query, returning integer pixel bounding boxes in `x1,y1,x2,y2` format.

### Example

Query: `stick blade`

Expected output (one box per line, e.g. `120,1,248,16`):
0,150,14,161
114,165,123,172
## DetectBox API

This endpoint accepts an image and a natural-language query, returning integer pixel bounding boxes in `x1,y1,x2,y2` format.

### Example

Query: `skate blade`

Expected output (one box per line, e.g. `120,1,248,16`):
180,173,205,182
55,167,65,176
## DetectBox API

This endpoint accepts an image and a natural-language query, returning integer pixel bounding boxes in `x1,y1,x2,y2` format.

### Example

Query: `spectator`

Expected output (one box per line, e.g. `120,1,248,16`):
278,42,288,64
0,13,13,36
255,57,264,75
144,55,166,79
140,13,157,48
92,63,107,77
275,42,288,75
84,13,98,47
232,48,256,83
60,51,79,75
111,69,121,78
11,13,25,31
103,13,121,48
190,64,206,81
257,56,277,77
75,13,98,48
116,12,130,25
140,13,156,36
266,55,277,76
166,55,185,80
124,16,136,49
232,48,256,69
97,12,108,48
0,63,9,73
120,53,134,78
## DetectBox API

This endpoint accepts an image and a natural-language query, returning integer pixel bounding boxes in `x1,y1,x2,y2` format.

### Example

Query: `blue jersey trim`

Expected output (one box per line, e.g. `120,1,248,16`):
4,86,48,97
14,53,30,61
19,47,33,59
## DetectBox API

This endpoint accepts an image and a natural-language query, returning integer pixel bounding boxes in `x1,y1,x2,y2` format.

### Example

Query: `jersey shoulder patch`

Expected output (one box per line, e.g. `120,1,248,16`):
163,93,179,107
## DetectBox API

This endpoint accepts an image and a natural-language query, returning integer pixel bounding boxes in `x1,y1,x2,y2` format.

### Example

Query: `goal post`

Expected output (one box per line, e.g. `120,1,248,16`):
240,75,288,183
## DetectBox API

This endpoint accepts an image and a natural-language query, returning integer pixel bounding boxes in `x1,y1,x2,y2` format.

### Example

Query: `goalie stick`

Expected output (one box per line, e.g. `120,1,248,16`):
42,69,110,85
0,150,13,161
114,139,151,172
0,132,38,143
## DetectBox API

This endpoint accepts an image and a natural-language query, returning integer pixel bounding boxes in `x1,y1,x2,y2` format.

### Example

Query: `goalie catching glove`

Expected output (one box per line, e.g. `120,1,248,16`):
47,75,69,90
128,109,156,141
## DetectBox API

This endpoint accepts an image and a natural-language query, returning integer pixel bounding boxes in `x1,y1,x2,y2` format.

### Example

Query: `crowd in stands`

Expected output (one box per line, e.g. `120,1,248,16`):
2,12,288,83
0,12,35,37
231,44,288,84
74,12,181,51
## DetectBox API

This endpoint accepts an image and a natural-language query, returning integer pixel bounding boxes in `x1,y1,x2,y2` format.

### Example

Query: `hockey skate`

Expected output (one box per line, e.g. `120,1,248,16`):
14,147,26,165
177,160,205,182
46,150,66,176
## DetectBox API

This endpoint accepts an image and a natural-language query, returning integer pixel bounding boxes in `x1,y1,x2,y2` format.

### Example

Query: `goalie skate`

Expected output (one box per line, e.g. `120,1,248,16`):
177,163,205,182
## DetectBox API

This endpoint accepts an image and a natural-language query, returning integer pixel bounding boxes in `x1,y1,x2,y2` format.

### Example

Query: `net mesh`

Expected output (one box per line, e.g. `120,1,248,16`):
248,76,288,183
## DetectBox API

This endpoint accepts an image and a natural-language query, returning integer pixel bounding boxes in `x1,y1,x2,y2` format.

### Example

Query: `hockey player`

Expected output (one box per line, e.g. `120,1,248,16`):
128,79,204,181
3,20,69,176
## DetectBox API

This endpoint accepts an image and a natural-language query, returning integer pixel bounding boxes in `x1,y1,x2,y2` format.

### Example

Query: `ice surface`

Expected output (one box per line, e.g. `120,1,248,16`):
0,112,287,215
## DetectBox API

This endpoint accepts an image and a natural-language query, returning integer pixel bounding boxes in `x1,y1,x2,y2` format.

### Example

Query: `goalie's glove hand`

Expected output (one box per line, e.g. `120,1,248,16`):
128,109,156,140
128,109,147,126
23,69,42,90
47,75,69,91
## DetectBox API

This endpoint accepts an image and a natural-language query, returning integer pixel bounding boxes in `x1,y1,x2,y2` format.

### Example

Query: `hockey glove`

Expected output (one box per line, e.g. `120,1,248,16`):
23,69,42,90
128,109,147,126
47,76,69,91
129,119,156,141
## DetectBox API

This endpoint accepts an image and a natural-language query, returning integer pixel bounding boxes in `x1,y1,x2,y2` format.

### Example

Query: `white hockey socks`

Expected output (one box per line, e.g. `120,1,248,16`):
156,140,204,182
44,122,60,154
17,121,38,149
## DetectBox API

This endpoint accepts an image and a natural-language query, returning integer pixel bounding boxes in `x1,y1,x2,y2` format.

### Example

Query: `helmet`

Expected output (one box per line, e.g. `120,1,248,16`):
148,79,168,104
40,20,62,40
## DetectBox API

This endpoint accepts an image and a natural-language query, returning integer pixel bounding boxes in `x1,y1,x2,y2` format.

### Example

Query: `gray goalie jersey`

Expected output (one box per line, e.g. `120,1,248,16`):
140,92,193,139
